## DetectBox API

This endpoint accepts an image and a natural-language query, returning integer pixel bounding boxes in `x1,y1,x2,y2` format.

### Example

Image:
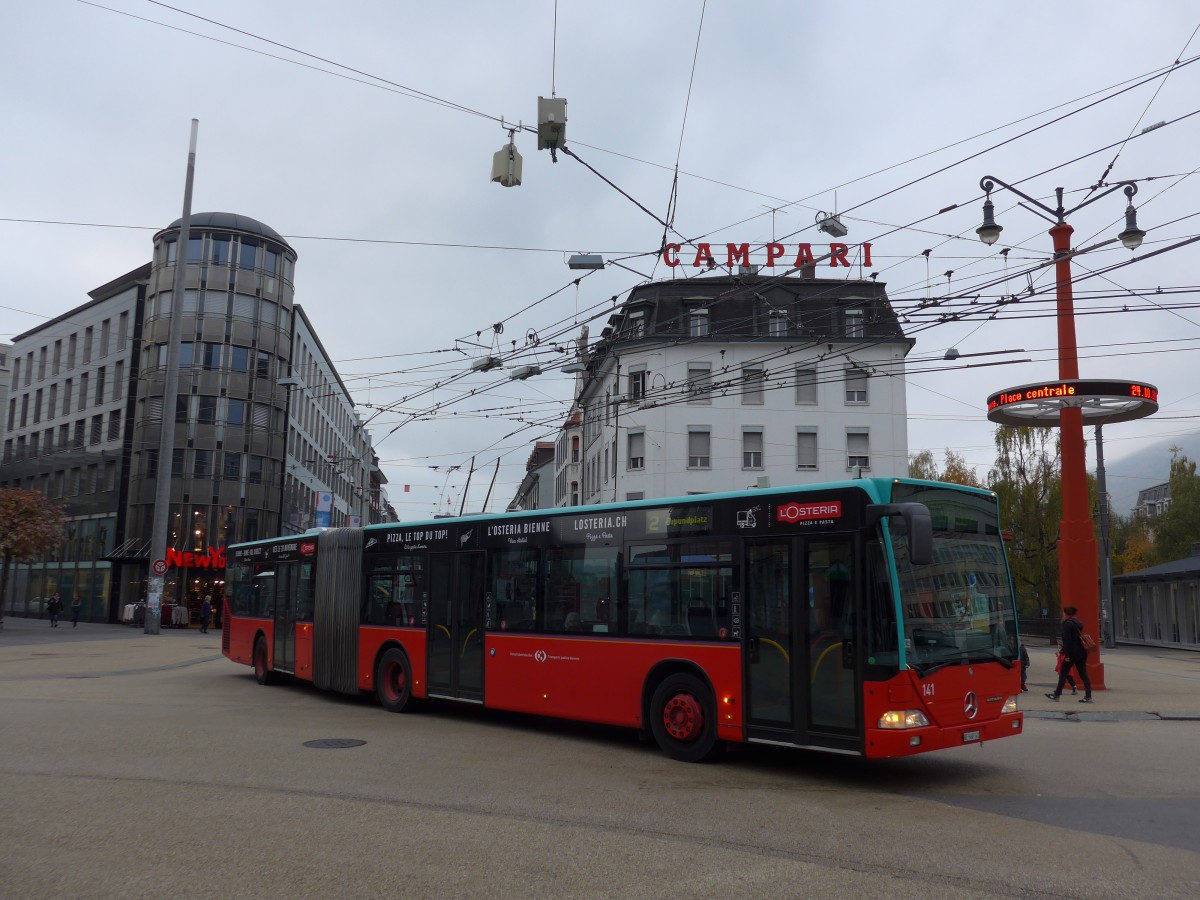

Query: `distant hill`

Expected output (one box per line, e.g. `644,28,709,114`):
1101,429,1200,518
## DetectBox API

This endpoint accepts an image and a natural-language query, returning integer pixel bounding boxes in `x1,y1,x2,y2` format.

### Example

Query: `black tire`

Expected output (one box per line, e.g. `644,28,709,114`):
649,672,719,762
376,647,415,713
253,636,276,685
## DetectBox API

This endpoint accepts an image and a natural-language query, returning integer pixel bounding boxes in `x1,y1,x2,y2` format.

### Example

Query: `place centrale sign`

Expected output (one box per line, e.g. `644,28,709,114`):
661,242,873,269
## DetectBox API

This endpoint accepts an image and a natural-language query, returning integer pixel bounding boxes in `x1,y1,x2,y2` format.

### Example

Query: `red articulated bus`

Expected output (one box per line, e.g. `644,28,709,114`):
223,478,1023,760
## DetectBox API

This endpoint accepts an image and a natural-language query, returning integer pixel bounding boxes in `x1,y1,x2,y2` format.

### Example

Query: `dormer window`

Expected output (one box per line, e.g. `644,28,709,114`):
687,305,709,337
844,308,865,338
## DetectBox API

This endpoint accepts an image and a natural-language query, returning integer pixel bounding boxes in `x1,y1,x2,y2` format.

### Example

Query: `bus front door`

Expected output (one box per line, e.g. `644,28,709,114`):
272,562,296,674
426,551,485,702
745,536,860,752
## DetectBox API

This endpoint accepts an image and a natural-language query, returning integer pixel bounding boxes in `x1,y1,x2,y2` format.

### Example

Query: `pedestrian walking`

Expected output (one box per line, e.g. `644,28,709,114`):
1019,642,1030,691
70,596,81,627
200,595,213,634
1047,606,1093,703
1054,649,1078,694
47,592,62,627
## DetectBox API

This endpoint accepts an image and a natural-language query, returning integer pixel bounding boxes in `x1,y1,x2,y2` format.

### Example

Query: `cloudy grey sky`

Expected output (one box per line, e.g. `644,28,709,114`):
3,1,1199,516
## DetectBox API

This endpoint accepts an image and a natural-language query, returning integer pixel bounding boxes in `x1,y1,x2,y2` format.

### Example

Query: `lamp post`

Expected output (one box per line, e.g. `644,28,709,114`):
977,176,1146,689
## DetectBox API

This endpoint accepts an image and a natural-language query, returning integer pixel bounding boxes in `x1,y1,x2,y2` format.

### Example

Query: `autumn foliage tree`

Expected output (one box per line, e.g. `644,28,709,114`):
0,488,65,628
908,448,983,486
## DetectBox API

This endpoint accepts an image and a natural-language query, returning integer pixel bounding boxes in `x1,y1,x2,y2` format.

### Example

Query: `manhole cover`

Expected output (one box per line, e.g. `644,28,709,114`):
303,738,366,749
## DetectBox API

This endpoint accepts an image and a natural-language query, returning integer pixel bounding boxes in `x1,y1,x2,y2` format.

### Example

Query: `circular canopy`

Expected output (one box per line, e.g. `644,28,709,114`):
164,212,292,251
987,379,1158,426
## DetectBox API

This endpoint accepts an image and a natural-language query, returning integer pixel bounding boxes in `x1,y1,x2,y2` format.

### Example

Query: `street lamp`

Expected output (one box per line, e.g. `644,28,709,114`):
976,175,1147,690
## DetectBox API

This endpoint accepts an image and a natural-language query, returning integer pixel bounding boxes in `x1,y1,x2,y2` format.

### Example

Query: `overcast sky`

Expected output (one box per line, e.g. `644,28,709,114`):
3,1,1200,517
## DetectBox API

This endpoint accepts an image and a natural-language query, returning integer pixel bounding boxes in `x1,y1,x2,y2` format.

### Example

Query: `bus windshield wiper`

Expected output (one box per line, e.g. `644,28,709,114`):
910,658,962,678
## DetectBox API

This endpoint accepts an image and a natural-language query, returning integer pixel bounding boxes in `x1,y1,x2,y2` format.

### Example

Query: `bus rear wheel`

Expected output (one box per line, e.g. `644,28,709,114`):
650,673,719,762
253,637,276,685
376,647,415,713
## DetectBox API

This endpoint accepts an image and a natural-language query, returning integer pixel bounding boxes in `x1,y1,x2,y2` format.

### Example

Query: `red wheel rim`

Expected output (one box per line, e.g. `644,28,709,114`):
384,660,406,701
662,693,703,742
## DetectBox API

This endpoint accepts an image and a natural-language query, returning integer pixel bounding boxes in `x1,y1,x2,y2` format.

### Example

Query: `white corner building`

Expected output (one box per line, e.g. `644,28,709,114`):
559,273,913,505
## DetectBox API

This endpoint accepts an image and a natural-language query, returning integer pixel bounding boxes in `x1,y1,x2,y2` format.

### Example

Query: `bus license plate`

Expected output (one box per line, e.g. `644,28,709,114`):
962,730,980,743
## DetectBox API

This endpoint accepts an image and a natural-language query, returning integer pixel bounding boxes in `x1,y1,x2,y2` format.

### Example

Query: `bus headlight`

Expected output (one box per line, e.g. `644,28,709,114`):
877,710,931,729
1001,696,1019,714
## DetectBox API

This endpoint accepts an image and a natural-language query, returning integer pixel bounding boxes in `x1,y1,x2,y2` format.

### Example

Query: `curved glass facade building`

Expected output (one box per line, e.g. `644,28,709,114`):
124,213,298,610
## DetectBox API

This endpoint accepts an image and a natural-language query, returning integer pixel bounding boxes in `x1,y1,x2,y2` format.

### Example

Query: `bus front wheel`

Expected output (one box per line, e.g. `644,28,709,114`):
253,637,276,685
650,673,718,762
376,647,415,713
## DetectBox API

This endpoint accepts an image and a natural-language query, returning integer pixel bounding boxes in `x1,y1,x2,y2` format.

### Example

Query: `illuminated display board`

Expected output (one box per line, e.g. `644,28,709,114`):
986,379,1158,426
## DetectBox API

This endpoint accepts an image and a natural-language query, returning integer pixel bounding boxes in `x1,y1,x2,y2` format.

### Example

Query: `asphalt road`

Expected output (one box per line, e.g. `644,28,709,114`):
1,620,1198,899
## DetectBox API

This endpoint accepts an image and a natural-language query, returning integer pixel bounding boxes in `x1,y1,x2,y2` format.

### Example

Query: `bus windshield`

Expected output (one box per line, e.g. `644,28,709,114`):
889,483,1018,673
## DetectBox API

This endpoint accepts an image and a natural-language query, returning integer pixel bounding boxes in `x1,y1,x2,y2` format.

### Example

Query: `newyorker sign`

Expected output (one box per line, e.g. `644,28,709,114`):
661,242,873,269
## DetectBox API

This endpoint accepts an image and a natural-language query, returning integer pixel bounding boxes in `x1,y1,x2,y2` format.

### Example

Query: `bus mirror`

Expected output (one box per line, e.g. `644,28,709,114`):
867,502,933,566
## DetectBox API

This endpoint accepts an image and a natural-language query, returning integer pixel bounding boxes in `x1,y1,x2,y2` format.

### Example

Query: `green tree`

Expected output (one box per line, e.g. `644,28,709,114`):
987,427,1061,618
908,448,982,486
0,488,66,629
1149,451,1200,564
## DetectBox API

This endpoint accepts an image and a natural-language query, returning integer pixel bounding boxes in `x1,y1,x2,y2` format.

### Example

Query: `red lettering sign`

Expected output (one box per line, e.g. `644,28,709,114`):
166,546,227,569
776,501,842,523
659,242,875,269
300,541,316,556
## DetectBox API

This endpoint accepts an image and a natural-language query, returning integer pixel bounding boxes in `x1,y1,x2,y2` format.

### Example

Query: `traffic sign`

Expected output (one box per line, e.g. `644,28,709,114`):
152,559,167,576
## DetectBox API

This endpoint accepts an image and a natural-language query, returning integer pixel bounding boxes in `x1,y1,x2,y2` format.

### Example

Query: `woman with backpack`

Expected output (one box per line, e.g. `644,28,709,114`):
1046,606,1093,703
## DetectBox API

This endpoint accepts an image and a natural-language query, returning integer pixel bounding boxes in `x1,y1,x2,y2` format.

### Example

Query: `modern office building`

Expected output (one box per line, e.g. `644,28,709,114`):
554,272,913,505
1,213,392,624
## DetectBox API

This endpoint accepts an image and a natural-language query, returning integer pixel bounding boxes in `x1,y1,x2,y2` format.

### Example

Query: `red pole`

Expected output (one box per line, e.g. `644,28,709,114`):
1050,222,1105,689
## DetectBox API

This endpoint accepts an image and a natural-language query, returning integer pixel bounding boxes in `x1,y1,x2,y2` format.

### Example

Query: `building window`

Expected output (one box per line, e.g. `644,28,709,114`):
113,361,124,401
628,432,645,470
90,415,103,445
769,311,788,336
73,420,84,448
201,343,222,371
230,346,249,374
175,397,189,423
571,481,579,506
797,430,818,470
67,334,77,369
223,452,243,479
627,311,645,339
688,430,711,469
847,431,870,470
107,410,121,441
845,308,865,339
795,369,817,405
37,346,47,380
227,399,245,426
52,340,62,375
78,373,88,411
117,312,128,351
844,368,869,404
82,327,93,365
33,389,42,424
741,367,765,405
628,370,646,402
194,449,213,477
626,492,644,501
249,455,264,484
687,305,709,337
94,367,106,405
742,430,763,469
62,379,72,415
687,364,712,404
100,319,111,358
